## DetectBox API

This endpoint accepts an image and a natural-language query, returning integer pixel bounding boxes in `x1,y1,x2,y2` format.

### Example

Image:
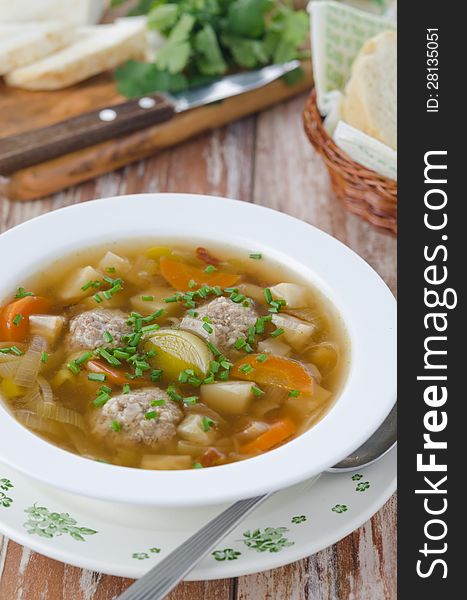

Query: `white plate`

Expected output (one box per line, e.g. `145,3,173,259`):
0,446,396,580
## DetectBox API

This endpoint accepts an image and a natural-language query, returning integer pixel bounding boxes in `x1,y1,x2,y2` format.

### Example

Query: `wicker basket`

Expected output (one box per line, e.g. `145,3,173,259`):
303,90,397,236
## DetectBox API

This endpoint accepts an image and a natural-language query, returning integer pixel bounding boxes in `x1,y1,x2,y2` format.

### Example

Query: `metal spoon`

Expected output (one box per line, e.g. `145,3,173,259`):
117,404,397,600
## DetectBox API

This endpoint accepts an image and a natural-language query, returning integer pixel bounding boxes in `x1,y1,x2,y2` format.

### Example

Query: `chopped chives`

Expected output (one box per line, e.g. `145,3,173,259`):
239,364,254,374
141,324,160,333
114,350,130,360
256,354,268,362
252,386,264,396
188,376,202,387
271,328,284,338
88,373,106,382
188,279,197,289
93,293,103,303
248,325,255,344
178,371,189,383
41,352,48,364
249,253,262,260
145,411,158,420
151,399,166,407
141,295,154,301
202,322,213,334
100,385,112,394
255,317,265,334
264,288,273,303
105,267,116,273
12,314,23,326
223,287,238,294
218,370,229,380
164,295,179,303
213,286,223,296
10,346,24,356
128,332,142,347
203,374,215,384
207,342,221,356
14,287,34,299
204,265,217,273
67,360,80,375
220,360,233,370
0,348,12,354
92,391,110,407
192,462,203,469
187,309,198,317
81,280,100,291
103,290,112,300
122,383,131,394
111,420,122,431
234,338,246,350
97,348,121,366
183,396,198,405
289,390,301,397
244,343,253,353
76,351,92,365
150,369,163,382
201,416,215,431
167,385,183,402
210,360,220,373
103,331,114,343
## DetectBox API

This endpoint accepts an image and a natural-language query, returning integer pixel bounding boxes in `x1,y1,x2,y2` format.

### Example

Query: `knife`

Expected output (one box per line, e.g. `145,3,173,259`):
0,60,301,175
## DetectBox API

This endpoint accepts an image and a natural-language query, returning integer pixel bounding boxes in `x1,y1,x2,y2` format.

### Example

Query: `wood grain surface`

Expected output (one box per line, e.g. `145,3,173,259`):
0,93,396,600
0,64,312,200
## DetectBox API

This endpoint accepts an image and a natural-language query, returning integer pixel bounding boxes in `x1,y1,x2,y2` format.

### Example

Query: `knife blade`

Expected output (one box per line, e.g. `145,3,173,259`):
0,61,301,175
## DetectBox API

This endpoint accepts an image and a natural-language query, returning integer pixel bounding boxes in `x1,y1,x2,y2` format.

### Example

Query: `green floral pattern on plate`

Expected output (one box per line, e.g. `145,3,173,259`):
132,547,161,560
212,548,241,561
0,478,13,491
23,505,97,541
291,515,307,524
332,504,348,514
241,527,294,553
352,474,363,481
0,478,14,508
356,481,370,492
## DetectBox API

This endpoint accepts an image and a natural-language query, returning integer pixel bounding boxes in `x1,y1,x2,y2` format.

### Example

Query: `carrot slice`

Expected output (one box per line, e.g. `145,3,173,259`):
0,296,51,342
87,360,129,386
231,354,315,394
160,257,239,292
240,418,297,454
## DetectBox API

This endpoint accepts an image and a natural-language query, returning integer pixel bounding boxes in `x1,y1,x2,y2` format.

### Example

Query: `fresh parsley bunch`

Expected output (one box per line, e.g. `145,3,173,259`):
113,0,309,97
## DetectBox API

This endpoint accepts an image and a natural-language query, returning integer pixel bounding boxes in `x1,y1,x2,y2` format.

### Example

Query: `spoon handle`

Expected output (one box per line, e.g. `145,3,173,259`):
117,494,270,600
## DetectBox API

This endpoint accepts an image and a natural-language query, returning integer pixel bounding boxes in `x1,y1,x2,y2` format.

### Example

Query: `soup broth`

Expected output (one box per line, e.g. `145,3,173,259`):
0,241,349,470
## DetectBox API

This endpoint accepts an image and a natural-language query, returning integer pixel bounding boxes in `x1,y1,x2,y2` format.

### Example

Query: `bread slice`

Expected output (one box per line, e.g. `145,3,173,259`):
0,22,74,75
0,0,108,25
5,19,146,90
341,31,397,150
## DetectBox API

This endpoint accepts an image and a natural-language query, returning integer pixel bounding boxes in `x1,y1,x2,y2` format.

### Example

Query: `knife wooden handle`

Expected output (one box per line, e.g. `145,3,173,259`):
0,93,175,175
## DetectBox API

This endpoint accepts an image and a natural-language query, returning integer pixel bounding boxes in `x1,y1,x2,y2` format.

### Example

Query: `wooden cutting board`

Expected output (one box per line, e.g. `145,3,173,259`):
0,62,312,201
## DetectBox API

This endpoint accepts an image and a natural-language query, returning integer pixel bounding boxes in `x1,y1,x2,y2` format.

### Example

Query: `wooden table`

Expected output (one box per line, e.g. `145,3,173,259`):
0,93,396,600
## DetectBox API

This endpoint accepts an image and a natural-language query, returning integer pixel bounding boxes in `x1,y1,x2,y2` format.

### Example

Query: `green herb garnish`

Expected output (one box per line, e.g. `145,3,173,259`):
201,416,215,431
12,314,23,326
14,287,34,299
145,411,158,420
41,352,49,364
88,373,107,382
270,328,284,338
111,420,122,432
249,253,262,260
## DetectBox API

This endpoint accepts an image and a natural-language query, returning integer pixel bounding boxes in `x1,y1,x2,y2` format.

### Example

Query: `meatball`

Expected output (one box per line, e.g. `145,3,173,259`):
180,296,258,353
90,388,183,448
68,309,131,350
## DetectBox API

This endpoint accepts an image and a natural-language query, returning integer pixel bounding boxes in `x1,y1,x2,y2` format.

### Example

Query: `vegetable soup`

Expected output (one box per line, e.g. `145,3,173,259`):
0,242,349,470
